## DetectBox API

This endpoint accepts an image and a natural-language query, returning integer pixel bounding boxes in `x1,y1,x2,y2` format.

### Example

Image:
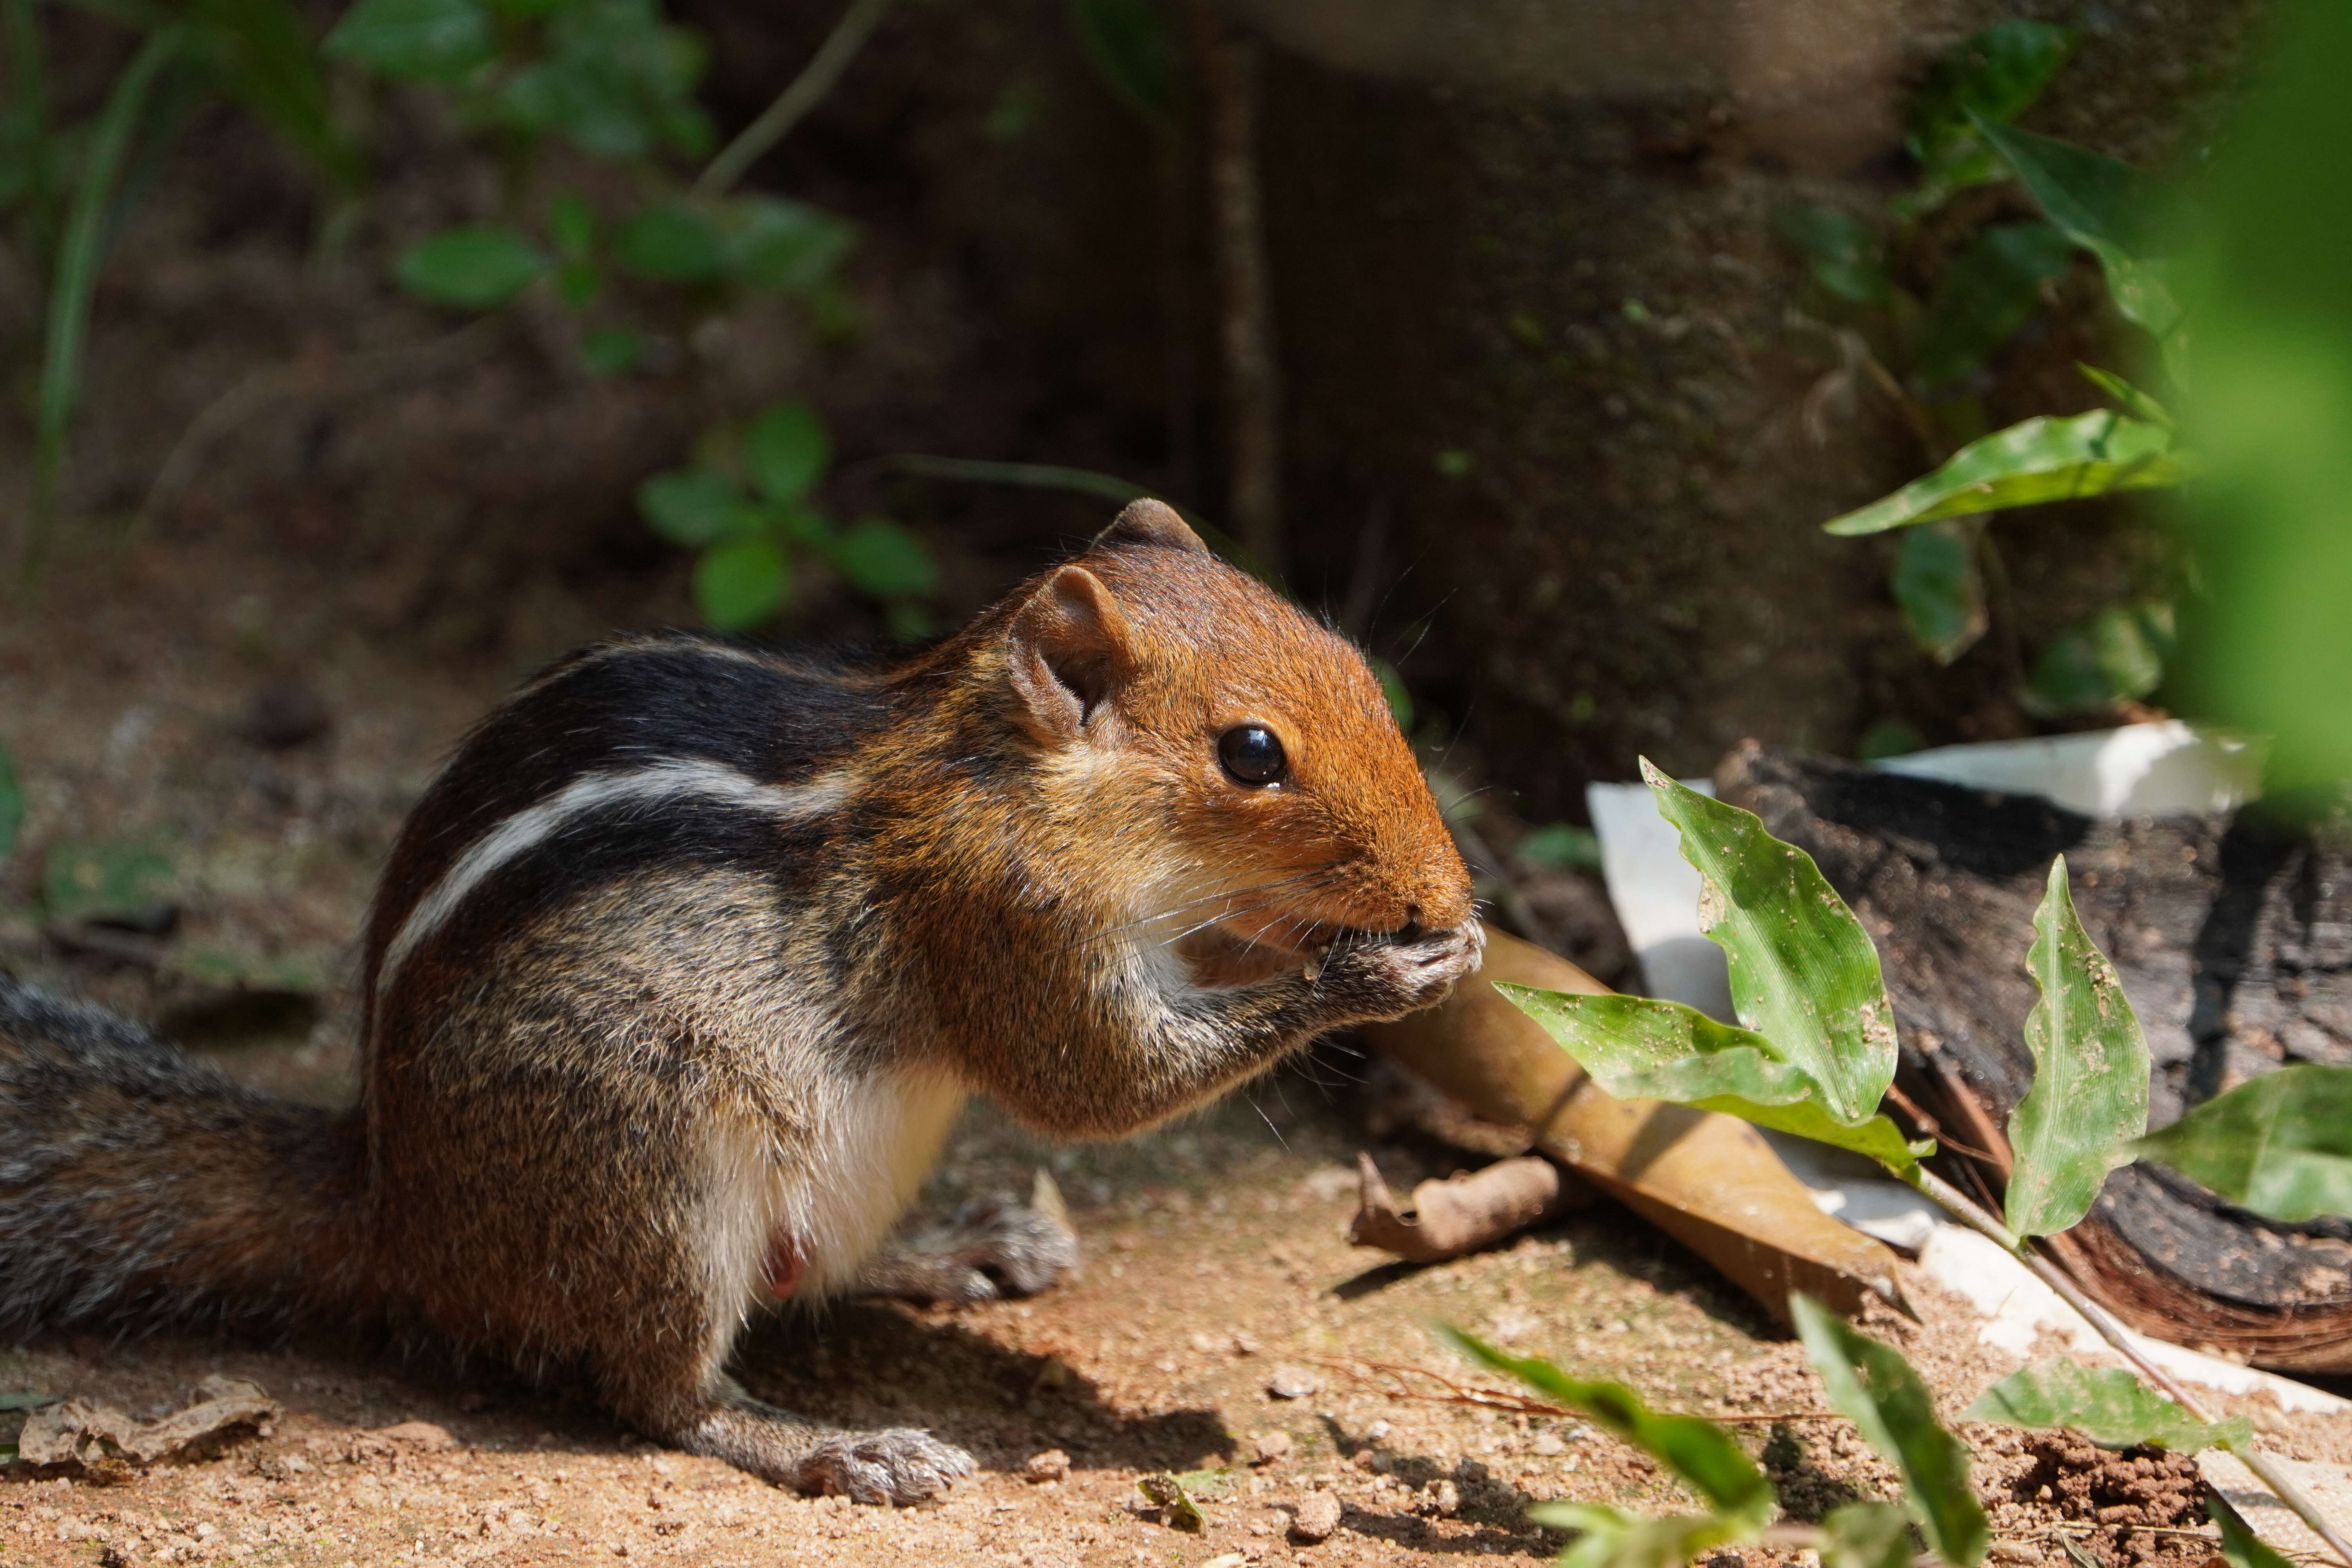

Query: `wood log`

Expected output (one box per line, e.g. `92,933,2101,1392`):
1718,741,2352,1371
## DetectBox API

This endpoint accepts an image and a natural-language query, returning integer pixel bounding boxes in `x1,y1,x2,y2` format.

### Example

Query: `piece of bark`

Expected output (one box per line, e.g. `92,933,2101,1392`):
17,1376,276,1470
1348,1152,1590,1262
1719,742,2352,1370
1358,928,1907,1326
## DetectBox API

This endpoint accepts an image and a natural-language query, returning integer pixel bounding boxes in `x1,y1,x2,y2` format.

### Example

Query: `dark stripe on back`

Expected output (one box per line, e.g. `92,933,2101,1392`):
365,635,894,984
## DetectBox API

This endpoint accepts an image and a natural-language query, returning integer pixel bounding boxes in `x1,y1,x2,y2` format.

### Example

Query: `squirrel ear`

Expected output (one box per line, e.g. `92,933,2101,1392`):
1093,498,1208,555
1007,565,1134,739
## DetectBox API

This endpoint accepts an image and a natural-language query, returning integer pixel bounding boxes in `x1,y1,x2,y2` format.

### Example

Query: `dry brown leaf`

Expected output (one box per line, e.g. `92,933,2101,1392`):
1348,1152,1590,1262
16,1375,276,1471
1359,929,1904,1325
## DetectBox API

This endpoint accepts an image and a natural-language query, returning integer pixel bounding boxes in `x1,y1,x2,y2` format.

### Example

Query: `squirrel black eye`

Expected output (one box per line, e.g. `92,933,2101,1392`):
1218,724,1287,786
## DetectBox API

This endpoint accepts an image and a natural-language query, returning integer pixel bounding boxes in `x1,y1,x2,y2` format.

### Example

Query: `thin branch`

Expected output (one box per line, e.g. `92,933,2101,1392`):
694,0,894,198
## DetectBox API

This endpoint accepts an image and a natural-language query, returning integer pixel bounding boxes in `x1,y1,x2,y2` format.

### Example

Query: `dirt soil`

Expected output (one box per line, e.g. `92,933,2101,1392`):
7,529,2352,1568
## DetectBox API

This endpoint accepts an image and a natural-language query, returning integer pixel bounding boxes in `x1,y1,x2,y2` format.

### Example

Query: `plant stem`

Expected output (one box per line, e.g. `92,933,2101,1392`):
693,0,894,198
25,25,182,577
1903,1164,2352,1567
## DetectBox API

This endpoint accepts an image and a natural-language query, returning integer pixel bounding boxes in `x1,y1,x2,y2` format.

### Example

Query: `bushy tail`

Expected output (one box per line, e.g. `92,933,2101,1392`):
0,973,369,1331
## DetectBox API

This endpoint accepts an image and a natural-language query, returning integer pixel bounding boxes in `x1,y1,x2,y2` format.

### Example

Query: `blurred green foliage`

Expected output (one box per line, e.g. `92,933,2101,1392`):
2173,0,2352,784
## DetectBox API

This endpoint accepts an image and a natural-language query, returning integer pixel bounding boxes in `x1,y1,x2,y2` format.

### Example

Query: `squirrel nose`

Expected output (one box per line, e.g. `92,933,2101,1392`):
1397,904,1424,941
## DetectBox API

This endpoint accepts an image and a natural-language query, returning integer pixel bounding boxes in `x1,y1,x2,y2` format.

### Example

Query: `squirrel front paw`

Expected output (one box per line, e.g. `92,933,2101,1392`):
794,1428,975,1504
1308,921,1485,1024
856,1192,1081,1305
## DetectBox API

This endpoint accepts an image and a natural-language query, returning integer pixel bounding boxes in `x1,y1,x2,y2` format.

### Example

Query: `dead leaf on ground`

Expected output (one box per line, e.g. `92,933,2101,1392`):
16,1375,276,1473
1348,1152,1590,1262
1359,929,1905,1325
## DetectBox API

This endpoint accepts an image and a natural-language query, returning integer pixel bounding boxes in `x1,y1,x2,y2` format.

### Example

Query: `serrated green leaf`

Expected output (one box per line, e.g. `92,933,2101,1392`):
611,204,724,282
1529,1506,1744,1568
1442,1328,1774,1529
2004,857,2151,1237
2076,365,2172,428
321,0,493,82
0,744,22,861
2134,1064,2352,1223
638,468,754,548
826,518,937,599
1820,1501,1915,1568
395,227,549,310
1637,762,1899,1122
722,196,858,294
693,538,791,631
1823,412,2187,535
743,401,830,504
1912,221,2074,388
1792,1294,1987,1568
1496,987,1927,1171
1964,1361,2249,1452
1774,206,1891,305
1892,521,1987,665
1066,0,1174,124
2210,1495,2299,1568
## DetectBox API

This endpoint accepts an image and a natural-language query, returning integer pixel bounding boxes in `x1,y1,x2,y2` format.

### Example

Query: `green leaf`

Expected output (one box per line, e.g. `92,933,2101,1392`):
1819,1501,1915,1568
2004,858,2151,1236
1497,987,1928,1172
1637,760,1899,1122
548,191,595,260
611,204,724,283
494,0,712,160
1774,206,1891,305
1528,1506,1744,1568
639,468,755,548
1857,720,1925,762
1066,0,1174,124
2025,602,2173,715
2210,1495,2300,1568
1912,222,2074,387
1963,1362,2250,1453
189,0,361,188
1792,1294,1988,1568
1891,521,1987,665
1513,823,1601,873
2077,364,2172,428
395,226,549,310
1823,412,2187,535
1369,655,1414,733
321,0,493,83
826,518,938,599
1898,22,2071,216
43,840,175,922
2133,1064,2352,1223
1970,114,2181,339
1442,1328,1774,1529
0,1391,57,1413
0,743,22,861
693,538,791,631
721,196,858,294
580,325,640,376
743,401,831,503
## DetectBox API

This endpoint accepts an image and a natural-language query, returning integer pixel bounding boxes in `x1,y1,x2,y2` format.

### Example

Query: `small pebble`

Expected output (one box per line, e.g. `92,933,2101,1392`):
1252,1431,1294,1464
376,1421,456,1451
1533,1433,1565,1456
1024,1449,1071,1483
1266,1367,1319,1400
1290,1490,1343,1543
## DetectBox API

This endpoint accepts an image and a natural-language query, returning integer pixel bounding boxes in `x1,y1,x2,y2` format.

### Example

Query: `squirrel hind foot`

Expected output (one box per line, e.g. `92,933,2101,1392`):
853,1196,1082,1305
672,1395,973,1504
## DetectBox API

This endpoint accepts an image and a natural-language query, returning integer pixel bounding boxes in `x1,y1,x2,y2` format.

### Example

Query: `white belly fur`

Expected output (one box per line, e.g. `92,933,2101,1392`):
697,1064,968,1345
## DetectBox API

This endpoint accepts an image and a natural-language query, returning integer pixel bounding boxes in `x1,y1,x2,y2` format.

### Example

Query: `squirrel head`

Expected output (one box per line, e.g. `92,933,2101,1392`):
998,499,1473,969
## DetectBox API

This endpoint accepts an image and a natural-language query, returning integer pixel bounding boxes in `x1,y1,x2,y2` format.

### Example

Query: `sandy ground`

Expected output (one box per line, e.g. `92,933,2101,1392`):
6,531,2352,1568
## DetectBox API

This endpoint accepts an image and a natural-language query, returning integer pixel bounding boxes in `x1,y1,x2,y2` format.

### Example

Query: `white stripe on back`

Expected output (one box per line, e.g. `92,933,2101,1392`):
377,758,849,995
